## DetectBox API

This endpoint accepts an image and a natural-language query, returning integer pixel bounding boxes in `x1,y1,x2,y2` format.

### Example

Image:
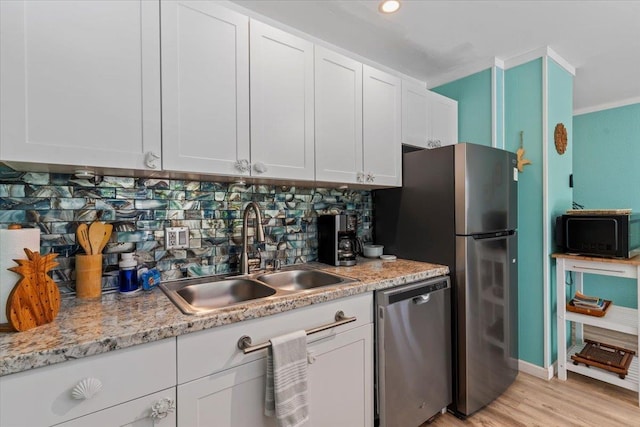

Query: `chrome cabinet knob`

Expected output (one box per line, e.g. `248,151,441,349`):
366,172,375,182
144,151,160,169
150,397,176,420
357,172,365,183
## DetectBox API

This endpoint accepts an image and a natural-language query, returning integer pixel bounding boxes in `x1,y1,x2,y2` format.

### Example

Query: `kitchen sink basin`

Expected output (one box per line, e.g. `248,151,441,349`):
256,269,355,291
161,278,276,315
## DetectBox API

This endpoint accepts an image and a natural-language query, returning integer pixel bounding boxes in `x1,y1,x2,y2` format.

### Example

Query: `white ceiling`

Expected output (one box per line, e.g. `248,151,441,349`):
231,0,640,114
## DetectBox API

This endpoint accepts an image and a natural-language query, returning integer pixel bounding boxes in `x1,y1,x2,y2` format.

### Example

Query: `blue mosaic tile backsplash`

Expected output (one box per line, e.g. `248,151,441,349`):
0,165,373,293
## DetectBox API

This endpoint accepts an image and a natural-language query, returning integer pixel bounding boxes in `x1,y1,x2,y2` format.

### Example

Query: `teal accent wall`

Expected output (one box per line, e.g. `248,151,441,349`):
546,59,574,361
495,67,505,149
573,103,640,308
432,69,493,146
505,58,544,367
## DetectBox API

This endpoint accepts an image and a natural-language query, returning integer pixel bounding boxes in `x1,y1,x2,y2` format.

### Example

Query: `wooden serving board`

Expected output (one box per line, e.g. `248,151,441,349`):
6,249,60,332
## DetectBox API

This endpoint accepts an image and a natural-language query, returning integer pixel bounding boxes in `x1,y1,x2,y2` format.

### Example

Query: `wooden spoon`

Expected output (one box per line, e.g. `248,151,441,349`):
88,222,105,255
76,223,91,254
97,223,113,254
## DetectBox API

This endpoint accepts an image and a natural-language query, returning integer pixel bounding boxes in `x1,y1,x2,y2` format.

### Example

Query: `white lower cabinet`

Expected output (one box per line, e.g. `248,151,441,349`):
56,388,177,427
176,293,374,426
178,324,373,427
0,338,176,427
0,294,374,427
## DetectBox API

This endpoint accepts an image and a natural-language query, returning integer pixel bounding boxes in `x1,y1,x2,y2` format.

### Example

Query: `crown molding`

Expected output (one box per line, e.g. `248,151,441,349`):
428,46,575,89
504,46,575,75
426,57,504,89
573,96,640,116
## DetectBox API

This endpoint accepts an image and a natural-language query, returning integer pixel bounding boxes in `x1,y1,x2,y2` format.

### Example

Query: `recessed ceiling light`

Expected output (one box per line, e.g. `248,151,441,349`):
379,0,401,14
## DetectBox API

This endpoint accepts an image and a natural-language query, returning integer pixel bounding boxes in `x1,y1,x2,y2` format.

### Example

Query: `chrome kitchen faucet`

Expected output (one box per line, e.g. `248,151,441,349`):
239,202,265,275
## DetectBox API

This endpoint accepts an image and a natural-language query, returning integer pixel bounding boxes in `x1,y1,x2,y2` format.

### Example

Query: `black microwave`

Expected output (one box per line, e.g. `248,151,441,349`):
555,214,640,258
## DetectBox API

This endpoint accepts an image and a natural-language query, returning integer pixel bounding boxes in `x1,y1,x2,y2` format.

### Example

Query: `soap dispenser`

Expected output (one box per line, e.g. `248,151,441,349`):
118,253,139,294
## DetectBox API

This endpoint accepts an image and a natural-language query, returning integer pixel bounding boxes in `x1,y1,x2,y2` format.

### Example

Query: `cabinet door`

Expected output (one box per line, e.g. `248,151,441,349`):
57,389,176,427
178,358,276,427
0,0,161,170
428,91,458,147
363,65,402,187
178,324,373,427
315,46,363,184
250,20,315,181
161,1,250,176
307,323,373,427
401,80,430,148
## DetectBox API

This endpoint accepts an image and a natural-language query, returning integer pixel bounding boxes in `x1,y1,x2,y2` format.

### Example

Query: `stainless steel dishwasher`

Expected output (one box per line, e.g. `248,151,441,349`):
375,276,451,427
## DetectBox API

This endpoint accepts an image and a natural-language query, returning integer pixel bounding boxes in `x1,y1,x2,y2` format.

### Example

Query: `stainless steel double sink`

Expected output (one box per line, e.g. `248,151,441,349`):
160,268,358,315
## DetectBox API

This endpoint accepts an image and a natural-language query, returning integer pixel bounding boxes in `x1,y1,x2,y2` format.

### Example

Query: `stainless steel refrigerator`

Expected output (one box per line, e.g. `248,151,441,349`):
374,143,518,418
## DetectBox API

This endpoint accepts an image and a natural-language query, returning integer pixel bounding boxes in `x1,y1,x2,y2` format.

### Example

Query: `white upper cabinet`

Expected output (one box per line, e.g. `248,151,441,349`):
401,80,458,149
314,46,363,184
401,80,430,148
250,20,315,181
0,0,161,171
428,90,458,147
363,65,402,187
161,1,250,176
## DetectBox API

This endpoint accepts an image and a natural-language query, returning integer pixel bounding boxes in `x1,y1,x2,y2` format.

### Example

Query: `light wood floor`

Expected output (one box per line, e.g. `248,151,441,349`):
425,327,640,426
425,372,640,426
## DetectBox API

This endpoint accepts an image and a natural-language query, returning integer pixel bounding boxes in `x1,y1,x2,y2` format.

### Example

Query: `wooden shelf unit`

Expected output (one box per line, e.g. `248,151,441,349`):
554,253,640,405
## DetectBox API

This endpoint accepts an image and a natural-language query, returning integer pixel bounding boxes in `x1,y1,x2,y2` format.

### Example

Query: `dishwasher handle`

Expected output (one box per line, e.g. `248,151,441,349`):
377,276,450,307
412,294,431,305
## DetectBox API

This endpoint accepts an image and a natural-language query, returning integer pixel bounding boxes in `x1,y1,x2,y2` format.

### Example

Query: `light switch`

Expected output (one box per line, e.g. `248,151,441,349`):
165,227,189,249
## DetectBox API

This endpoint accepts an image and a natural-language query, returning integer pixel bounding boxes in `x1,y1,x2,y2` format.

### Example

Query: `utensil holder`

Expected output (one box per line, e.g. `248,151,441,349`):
75,254,103,298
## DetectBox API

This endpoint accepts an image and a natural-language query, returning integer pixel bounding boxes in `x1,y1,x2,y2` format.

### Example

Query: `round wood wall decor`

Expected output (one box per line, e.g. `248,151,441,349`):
554,123,568,154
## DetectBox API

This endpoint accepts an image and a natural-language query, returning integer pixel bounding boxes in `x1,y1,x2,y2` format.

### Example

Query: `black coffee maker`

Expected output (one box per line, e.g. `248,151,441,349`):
318,214,359,266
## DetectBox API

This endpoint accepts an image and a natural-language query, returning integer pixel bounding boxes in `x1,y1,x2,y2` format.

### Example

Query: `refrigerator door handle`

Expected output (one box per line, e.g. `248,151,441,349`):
471,230,516,241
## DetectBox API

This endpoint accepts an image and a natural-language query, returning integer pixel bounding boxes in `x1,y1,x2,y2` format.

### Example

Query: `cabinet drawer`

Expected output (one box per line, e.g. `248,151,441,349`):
564,258,638,278
0,338,176,427
177,293,373,383
56,388,176,427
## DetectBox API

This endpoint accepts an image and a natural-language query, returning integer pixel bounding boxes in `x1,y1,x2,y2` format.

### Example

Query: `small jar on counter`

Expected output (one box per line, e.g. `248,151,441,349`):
118,253,139,294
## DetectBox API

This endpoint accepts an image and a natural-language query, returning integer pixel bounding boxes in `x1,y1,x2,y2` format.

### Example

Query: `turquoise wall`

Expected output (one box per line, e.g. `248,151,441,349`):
505,59,544,367
432,69,493,146
573,103,640,308
546,59,574,360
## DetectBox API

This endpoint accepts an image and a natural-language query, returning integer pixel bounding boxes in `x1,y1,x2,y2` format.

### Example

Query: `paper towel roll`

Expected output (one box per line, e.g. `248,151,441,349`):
0,228,41,324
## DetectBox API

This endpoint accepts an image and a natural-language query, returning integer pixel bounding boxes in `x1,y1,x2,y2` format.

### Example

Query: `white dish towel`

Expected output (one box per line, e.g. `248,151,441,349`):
265,330,310,427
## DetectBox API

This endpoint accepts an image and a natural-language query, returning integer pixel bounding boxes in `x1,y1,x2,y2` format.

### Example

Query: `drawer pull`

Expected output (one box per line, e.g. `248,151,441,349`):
71,377,103,400
237,311,356,354
150,397,176,419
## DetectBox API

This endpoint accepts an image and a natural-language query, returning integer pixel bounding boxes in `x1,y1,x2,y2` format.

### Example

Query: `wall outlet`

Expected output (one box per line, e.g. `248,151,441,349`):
165,227,189,250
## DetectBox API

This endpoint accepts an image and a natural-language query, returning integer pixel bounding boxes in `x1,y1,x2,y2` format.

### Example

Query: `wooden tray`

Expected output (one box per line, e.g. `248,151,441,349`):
566,299,612,317
571,339,636,379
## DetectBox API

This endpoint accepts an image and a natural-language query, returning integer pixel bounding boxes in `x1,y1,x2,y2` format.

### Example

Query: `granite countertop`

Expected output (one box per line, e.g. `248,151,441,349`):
0,258,448,377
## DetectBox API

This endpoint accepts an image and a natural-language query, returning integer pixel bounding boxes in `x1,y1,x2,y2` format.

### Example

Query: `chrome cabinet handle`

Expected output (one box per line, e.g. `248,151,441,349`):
238,311,356,354
144,151,160,169
235,159,251,173
253,161,268,174
150,397,176,420
71,377,103,400
366,172,375,182
357,172,365,183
